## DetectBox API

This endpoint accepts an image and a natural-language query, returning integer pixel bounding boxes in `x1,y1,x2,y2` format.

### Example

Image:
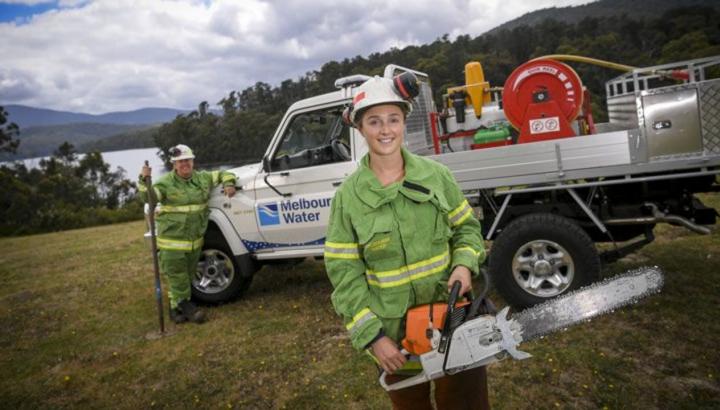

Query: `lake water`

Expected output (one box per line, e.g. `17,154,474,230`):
7,147,168,178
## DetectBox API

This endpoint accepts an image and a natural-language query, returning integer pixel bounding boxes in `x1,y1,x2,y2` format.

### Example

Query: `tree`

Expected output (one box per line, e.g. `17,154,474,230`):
54,141,77,165
0,106,20,154
0,142,138,235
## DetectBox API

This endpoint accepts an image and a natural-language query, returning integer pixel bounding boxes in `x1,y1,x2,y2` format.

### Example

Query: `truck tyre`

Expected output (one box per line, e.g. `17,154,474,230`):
489,213,600,309
192,230,255,303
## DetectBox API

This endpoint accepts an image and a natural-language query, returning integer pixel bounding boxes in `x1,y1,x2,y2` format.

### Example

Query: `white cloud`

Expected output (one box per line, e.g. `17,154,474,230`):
0,0,592,113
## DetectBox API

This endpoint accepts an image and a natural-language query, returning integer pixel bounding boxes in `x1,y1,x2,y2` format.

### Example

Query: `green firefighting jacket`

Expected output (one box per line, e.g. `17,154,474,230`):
324,148,486,352
138,169,236,251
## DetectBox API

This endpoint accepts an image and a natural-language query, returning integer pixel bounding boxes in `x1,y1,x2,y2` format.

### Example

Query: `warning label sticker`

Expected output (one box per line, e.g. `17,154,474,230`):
529,116,560,135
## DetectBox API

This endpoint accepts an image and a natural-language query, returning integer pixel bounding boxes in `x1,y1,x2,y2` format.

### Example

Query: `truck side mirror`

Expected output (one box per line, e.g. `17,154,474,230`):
262,155,270,172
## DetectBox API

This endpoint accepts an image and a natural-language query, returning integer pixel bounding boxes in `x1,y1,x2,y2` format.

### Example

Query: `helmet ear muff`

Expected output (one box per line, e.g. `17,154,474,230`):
170,146,181,160
342,105,354,127
393,71,420,100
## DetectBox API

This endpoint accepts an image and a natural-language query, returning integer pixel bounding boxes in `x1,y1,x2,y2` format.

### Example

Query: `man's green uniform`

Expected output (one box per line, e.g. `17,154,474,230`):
139,169,236,308
324,148,486,371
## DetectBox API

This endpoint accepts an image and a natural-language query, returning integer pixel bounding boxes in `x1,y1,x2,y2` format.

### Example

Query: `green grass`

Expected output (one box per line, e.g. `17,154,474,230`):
1,196,719,409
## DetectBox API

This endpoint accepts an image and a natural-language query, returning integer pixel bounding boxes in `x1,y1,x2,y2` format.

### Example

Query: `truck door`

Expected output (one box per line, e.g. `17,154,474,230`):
253,104,357,251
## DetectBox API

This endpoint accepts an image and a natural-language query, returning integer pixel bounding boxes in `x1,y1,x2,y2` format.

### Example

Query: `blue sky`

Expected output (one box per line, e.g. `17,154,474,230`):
0,0,593,114
0,2,56,23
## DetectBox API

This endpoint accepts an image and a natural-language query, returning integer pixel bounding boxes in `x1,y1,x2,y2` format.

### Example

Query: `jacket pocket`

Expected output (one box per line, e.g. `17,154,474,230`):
157,213,187,237
369,286,410,319
356,211,400,262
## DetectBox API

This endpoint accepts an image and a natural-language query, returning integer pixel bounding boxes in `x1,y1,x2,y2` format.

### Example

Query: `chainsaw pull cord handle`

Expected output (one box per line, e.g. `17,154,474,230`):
427,301,435,339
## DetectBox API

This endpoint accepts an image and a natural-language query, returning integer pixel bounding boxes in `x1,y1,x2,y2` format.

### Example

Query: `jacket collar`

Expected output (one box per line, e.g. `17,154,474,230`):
171,170,197,183
354,147,435,209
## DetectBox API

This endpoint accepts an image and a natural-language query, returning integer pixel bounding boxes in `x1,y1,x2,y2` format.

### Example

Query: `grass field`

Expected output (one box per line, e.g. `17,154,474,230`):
1,195,719,409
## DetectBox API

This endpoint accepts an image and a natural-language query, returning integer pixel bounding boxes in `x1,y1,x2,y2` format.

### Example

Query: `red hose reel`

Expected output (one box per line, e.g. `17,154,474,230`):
503,59,584,143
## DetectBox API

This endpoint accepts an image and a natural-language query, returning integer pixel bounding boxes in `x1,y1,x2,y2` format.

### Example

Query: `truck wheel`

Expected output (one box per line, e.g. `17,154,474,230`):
192,231,255,303
489,213,600,308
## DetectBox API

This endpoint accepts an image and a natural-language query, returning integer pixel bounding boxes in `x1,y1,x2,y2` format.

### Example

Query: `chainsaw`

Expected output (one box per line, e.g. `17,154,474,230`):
380,266,664,391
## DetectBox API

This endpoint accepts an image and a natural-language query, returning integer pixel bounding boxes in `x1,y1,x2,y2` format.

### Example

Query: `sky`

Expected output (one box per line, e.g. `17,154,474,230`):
0,0,593,114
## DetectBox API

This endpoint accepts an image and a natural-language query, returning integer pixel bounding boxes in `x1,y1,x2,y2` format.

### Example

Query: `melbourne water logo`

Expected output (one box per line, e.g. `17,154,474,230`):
258,202,280,226
257,197,332,226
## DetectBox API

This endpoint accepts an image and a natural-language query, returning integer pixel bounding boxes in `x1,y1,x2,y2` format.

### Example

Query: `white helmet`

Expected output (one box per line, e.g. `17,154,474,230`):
347,72,419,125
169,144,195,161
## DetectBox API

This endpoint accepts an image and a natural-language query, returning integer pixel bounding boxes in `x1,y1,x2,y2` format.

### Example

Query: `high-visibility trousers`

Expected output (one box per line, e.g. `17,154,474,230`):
159,248,202,309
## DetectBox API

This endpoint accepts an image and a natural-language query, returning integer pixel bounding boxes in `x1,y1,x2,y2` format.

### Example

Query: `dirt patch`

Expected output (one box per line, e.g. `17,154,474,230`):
2,290,37,304
665,376,719,394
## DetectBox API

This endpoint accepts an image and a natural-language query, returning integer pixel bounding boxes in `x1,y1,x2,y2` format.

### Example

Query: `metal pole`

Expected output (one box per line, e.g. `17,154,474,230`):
144,160,165,333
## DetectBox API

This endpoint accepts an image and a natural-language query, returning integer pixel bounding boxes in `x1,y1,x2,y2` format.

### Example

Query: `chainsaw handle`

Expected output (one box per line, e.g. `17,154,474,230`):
448,280,462,307
448,279,474,302
438,281,464,353
378,349,431,391
379,369,431,391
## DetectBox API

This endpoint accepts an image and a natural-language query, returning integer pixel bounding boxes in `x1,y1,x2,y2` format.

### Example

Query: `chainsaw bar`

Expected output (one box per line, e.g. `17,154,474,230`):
379,266,664,391
513,266,664,342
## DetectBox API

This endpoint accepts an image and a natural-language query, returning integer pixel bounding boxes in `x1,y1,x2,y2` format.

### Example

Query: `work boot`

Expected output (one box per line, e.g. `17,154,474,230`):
169,306,187,324
178,300,206,324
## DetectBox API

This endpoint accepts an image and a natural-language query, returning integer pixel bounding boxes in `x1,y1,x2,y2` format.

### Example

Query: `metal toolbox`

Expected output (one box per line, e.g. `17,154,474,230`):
606,56,720,162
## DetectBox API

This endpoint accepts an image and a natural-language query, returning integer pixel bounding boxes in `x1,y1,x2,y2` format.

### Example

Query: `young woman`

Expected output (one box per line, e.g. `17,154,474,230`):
324,76,489,409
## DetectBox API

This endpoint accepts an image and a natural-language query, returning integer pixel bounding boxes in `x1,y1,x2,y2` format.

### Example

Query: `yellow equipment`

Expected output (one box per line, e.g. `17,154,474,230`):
445,61,491,118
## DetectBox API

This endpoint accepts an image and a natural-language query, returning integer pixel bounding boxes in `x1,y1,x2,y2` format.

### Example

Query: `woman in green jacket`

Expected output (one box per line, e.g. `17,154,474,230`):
324,76,489,409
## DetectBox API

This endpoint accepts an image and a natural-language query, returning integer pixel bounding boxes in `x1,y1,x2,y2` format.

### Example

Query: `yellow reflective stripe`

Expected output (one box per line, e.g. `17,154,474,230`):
160,204,208,213
211,171,221,185
454,246,480,258
324,252,360,260
324,241,360,259
221,173,235,183
449,200,472,226
448,199,469,219
371,250,448,278
326,241,359,249
366,249,450,288
153,187,163,202
345,308,376,335
453,209,472,226
157,237,204,251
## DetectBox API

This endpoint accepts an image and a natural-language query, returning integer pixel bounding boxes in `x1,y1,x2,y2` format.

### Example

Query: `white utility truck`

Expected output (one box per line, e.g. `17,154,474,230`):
150,56,720,308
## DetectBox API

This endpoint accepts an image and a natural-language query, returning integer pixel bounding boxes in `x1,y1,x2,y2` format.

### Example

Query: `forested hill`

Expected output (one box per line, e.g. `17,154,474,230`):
4,105,187,128
488,0,719,35
0,123,154,161
153,4,719,169
0,106,184,160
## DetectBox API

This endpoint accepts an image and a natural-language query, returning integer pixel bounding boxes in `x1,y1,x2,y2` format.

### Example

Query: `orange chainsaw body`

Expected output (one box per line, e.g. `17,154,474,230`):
401,301,471,355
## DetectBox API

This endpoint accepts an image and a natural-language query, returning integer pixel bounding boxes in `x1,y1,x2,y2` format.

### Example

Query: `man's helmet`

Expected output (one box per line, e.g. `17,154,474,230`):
169,144,195,161
345,71,420,126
